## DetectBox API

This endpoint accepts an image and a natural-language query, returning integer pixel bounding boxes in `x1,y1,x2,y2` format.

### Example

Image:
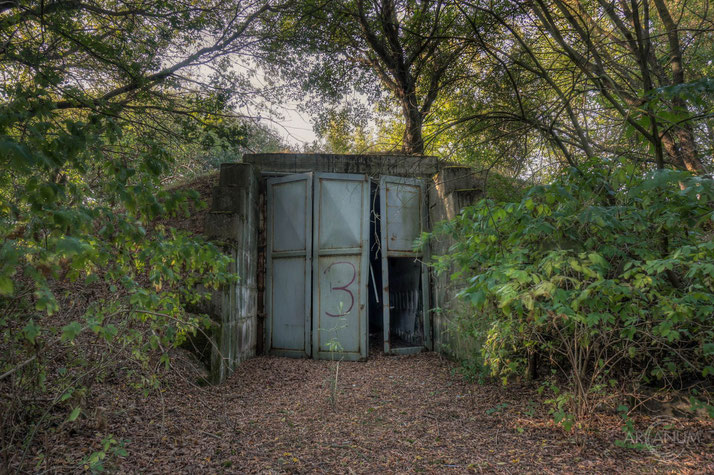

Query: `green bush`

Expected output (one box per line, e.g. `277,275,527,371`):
430,161,714,421
0,90,236,471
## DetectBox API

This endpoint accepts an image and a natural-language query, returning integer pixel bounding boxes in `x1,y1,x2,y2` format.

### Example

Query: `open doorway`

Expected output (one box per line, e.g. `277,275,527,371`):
385,257,424,348
368,176,431,355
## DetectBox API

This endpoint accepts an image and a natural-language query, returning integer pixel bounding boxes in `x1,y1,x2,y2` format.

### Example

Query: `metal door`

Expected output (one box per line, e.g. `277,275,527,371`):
380,176,431,354
266,174,312,357
312,173,370,361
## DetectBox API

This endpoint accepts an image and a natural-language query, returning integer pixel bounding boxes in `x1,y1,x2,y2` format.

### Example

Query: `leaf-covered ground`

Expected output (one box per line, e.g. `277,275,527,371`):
37,352,713,473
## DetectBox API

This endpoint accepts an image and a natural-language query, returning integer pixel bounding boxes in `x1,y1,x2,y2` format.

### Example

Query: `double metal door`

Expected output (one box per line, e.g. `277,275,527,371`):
266,173,369,361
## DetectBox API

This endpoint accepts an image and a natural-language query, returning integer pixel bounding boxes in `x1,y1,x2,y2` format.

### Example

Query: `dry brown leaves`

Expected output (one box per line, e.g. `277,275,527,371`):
24,351,714,474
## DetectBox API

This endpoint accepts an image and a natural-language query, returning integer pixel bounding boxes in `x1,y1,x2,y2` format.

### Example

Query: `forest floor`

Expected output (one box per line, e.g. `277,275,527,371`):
38,351,713,473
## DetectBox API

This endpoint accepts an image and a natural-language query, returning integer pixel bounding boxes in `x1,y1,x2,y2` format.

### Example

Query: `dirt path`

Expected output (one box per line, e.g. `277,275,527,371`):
48,353,712,473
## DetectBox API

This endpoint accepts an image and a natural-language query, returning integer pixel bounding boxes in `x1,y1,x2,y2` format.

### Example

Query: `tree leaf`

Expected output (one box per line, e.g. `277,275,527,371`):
0,276,14,296
23,319,39,344
61,321,83,342
67,407,81,422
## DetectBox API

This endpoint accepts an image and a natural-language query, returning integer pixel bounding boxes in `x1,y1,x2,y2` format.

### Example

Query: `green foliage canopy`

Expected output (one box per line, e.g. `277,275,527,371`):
257,0,473,154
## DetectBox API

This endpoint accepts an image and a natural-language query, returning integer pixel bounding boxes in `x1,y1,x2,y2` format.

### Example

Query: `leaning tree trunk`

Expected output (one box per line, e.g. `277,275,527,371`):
662,125,707,173
672,109,706,174
653,0,708,174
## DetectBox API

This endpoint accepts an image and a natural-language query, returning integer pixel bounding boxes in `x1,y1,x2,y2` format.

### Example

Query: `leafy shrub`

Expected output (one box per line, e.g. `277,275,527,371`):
0,94,236,471
430,161,714,422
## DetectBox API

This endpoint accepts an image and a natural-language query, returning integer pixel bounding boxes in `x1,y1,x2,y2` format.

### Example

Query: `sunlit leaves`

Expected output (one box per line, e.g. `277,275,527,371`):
431,160,714,392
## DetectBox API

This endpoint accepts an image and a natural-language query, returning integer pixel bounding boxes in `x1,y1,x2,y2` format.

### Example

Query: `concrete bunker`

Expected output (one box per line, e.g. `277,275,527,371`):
203,154,485,382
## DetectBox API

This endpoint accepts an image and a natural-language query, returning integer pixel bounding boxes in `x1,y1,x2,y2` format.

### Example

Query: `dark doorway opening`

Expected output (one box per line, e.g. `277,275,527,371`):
385,257,424,348
367,178,428,355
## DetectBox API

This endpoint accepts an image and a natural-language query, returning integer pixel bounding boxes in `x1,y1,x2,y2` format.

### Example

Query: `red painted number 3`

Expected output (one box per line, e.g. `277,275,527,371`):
324,261,355,317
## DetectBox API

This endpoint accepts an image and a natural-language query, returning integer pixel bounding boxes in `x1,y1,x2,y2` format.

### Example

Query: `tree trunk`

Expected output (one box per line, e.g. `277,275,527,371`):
661,122,707,173
401,92,424,155
652,0,707,174
672,112,707,173
526,349,539,381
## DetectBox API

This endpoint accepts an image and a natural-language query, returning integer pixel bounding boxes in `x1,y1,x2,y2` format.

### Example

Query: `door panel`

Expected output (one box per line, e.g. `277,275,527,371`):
266,174,312,357
313,173,370,361
380,176,431,354
316,255,362,353
317,179,364,250
272,179,309,252
384,182,422,253
270,257,308,350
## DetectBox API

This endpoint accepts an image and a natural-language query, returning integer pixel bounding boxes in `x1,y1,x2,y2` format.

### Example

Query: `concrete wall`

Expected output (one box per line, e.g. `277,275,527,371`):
428,167,485,360
203,163,259,383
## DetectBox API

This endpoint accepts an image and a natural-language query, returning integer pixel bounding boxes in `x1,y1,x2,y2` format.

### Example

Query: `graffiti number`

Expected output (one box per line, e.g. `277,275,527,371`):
324,261,356,317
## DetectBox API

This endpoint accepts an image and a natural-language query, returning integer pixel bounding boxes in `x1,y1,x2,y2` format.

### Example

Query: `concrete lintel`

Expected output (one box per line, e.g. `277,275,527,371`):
243,153,441,178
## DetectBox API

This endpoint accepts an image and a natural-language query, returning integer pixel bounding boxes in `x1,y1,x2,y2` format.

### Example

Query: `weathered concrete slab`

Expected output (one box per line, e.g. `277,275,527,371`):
218,162,259,188
433,166,484,196
244,153,441,178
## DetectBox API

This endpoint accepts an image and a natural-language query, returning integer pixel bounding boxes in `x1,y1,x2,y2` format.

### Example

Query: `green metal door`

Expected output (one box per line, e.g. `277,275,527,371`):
266,173,312,357
312,173,370,361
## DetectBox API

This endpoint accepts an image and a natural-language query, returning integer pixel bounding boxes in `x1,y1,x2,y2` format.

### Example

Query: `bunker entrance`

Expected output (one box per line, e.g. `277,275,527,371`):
265,172,430,360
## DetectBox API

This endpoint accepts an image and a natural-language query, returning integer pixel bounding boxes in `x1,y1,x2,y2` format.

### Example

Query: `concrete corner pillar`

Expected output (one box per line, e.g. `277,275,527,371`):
204,163,259,383
428,167,484,359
